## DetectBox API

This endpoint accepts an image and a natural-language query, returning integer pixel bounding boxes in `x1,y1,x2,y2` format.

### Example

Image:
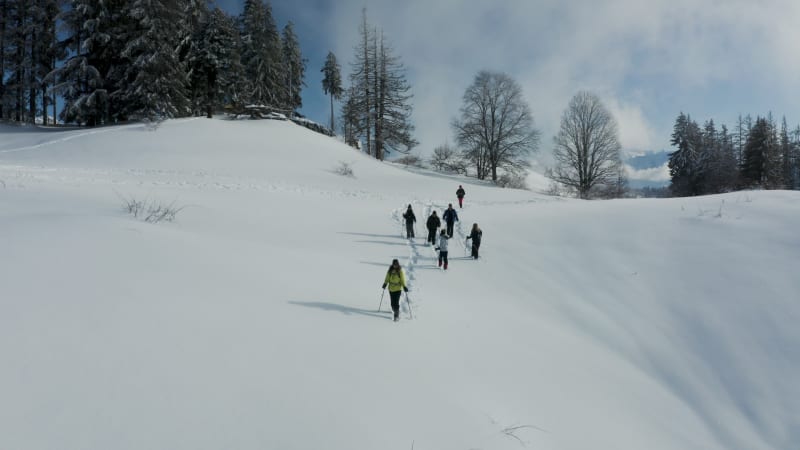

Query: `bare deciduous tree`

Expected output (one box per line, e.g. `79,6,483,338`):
429,142,467,174
549,91,623,199
452,71,539,182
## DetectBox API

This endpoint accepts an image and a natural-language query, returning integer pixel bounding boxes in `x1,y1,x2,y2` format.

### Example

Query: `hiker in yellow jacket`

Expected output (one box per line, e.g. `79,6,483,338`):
382,259,409,322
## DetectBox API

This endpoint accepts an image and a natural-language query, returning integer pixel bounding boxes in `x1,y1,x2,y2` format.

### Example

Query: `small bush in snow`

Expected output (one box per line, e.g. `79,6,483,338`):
335,161,354,177
144,202,185,223
495,171,529,190
429,143,468,175
394,154,425,168
142,117,165,131
120,194,184,223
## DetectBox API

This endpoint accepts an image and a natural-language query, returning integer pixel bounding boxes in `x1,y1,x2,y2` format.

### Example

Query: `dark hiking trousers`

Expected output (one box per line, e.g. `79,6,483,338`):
427,227,437,244
406,222,414,238
471,240,481,259
390,290,402,319
446,220,455,237
438,251,448,268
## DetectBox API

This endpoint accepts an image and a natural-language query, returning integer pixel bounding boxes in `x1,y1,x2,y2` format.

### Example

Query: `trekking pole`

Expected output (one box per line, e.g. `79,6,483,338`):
405,292,414,319
378,288,386,312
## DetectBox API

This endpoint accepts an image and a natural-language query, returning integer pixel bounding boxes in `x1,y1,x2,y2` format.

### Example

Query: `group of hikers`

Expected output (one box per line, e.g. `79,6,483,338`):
383,185,482,321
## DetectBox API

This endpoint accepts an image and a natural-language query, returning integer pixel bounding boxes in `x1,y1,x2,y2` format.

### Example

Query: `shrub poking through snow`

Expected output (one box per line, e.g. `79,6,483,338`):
335,161,354,177
393,155,425,168
496,171,529,190
120,194,184,223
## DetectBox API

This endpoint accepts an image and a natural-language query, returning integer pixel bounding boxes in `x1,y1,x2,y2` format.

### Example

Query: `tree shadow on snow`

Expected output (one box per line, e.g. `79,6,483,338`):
360,260,405,268
354,239,408,247
288,301,391,320
337,231,405,240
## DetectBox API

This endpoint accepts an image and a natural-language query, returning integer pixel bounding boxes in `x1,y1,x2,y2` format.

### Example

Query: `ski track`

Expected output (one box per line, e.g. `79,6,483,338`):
391,201,430,321
388,198,488,322
0,165,394,201
0,118,201,154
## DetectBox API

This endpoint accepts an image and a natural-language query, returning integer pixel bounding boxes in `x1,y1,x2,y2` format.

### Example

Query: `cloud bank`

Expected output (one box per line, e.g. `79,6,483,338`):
314,0,800,163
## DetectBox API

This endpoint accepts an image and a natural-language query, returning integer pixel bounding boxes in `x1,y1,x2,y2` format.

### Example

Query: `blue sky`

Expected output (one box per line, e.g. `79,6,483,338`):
216,0,800,161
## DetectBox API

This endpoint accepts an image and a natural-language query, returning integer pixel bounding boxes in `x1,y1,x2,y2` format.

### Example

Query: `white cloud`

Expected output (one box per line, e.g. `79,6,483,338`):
604,97,657,155
323,0,800,157
625,164,670,183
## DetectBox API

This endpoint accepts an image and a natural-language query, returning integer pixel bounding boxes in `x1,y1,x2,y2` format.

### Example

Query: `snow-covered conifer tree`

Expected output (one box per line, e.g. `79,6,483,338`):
321,51,343,131
281,22,304,111
189,8,242,118
116,0,190,120
668,112,706,196
240,0,282,108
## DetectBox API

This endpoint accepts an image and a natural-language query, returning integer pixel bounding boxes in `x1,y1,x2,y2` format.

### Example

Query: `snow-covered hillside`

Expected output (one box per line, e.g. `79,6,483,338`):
1,119,798,450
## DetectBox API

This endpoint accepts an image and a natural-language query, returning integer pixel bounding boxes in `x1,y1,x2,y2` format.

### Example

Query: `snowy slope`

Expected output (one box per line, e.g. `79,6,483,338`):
1,118,798,450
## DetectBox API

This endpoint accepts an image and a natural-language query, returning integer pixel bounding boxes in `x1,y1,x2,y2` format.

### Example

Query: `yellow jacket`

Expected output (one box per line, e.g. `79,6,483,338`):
384,269,406,293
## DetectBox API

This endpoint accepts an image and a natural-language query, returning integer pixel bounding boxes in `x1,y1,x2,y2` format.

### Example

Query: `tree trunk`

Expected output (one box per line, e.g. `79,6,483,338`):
0,0,6,120
42,87,47,125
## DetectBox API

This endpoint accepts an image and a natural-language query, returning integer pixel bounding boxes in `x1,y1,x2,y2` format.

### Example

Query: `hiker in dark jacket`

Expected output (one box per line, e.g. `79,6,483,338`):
402,205,416,238
436,229,450,270
426,211,441,245
466,223,482,259
456,185,466,208
442,204,458,237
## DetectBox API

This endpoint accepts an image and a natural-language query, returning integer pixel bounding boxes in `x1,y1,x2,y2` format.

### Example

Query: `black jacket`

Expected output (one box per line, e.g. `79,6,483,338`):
403,210,416,224
469,229,482,244
426,215,441,229
456,188,465,198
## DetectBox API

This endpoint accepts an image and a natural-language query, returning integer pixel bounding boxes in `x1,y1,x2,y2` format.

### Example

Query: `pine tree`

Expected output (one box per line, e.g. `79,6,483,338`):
341,85,359,147
37,0,63,124
240,0,282,108
792,126,800,190
741,117,771,187
53,0,108,125
764,113,784,188
321,51,343,131
7,0,29,122
668,112,706,196
699,119,718,193
716,124,739,192
281,21,304,111
117,0,190,120
780,117,792,189
373,32,416,159
734,114,748,167
189,7,242,118
347,8,377,155
345,9,416,160
0,0,9,119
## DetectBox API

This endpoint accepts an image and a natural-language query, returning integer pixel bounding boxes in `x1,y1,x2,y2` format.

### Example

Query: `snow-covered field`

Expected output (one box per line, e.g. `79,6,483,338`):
1,119,798,450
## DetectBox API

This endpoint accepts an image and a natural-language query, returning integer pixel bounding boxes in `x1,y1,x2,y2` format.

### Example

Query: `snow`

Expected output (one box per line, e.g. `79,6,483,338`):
1,118,798,450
